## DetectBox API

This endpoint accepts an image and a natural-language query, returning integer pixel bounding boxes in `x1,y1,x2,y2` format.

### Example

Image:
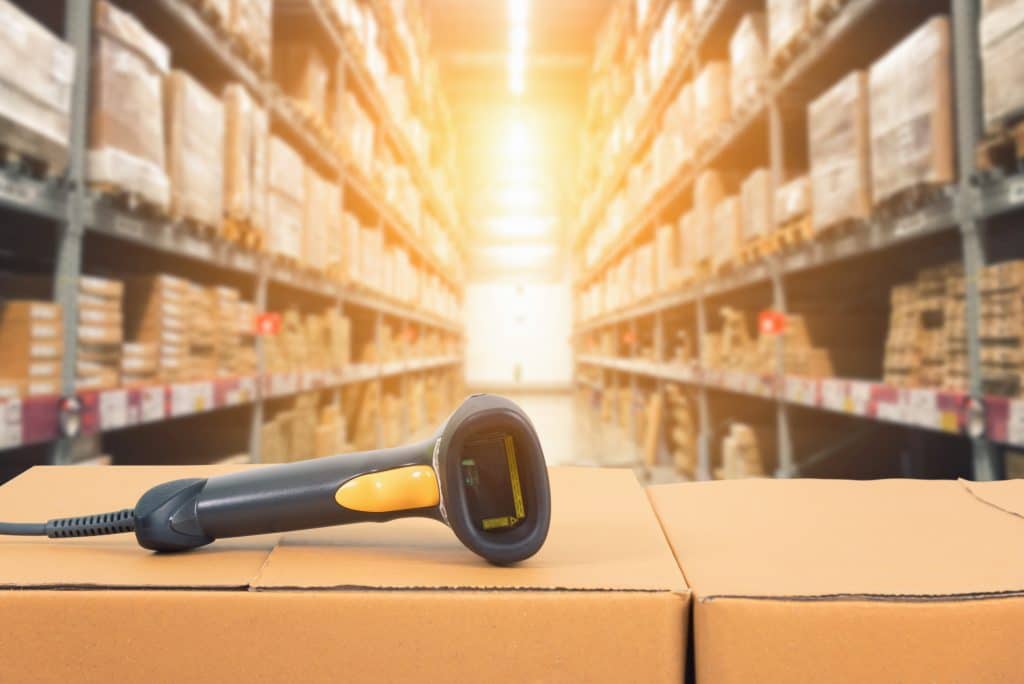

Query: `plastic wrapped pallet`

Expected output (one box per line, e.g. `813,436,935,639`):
0,0,75,175
980,0,1024,132
868,17,954,206
275,43,330,119
229,0,271,69
677,210,696,283
808,71,871,230
267,136,304,261
767,0,809,62
694,171,725,270
77,276,124,391
712,196,741,272
303,168,331,272
695,62,730,147
251,105,269,242
223,85,255,223
88,0,170,210
125,274,191,382
729,13,768,109
774,175,810,227
656,223,678,292
164,71,224,229
740,169,773,244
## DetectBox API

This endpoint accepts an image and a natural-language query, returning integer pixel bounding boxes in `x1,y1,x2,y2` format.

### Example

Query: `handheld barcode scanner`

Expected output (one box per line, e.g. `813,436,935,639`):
0,395,552,566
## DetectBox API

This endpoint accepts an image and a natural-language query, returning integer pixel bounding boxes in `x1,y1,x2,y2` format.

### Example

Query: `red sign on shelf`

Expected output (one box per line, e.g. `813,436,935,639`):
255,312,282,336
758,310,787,336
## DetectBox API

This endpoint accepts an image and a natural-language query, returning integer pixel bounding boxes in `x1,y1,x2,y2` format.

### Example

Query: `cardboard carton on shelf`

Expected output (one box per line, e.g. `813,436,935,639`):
694,62,731,148
767,0,810,63
693,171,726,274
222,84,255,225
266,136,305,262
88,0,170,210
0,299,63,397
76,276,124,391
979,0,1024,133
728,13,768,110
740,168,773,245
868,17,954,206
711,195,741,273
164,70,224,229
648,478,1024,682
275,43,330,120
808,70,871,231
0,0,75,175
228,0,271,69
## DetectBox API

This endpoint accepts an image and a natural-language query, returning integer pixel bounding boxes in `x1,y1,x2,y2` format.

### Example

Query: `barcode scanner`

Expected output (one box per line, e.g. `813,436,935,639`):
0,395,552,566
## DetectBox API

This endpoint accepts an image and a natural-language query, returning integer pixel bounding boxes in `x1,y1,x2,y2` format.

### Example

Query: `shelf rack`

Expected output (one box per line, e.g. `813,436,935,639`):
0,0,466,464
573,0,1014,480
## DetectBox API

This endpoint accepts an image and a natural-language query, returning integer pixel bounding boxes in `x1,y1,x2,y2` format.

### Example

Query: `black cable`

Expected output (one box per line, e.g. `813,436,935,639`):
0,509,135,539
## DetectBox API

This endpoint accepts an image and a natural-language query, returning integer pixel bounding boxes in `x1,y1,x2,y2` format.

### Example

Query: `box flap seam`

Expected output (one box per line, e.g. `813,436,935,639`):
959,478,1024,521
700,589,1024,604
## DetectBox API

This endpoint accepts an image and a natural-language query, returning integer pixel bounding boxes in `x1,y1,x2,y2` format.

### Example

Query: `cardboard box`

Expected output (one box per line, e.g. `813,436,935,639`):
980,0,1024,132
767,0,809,61
869,17,954,205
0,466,689,682
729,13,768,107
164,70,224,228
695,62,730,147
648,478,1024,683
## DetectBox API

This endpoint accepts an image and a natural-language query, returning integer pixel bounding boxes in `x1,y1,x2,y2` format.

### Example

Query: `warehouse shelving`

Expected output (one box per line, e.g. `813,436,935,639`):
0,0,466,465
573,0,1012,480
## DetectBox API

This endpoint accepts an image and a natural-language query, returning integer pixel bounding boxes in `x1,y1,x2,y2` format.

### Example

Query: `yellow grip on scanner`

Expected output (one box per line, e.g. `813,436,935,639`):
334,466,440,513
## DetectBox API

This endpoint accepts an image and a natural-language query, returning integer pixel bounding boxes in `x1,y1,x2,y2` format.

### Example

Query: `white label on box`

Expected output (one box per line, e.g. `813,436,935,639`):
140,386,165,422
31,343,59,357
785,377,817,405
821,379,846,412
0,174,40,207
0,400,22,449
181,236,213,260
227,377,256,406
112,214,145,239
876,399,905,423
170,384,194,417
270,374,297,397
193,382,213,412
1007,400,1024,445
99,390,128,430
1008,178,1024,205
895,213,927,238
906,389,940,429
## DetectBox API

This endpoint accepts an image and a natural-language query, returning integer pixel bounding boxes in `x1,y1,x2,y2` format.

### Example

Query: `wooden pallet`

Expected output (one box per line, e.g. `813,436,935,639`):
873,183,948,222
775,216,815,249
976,117,1024,178
735,240,762,265
769,30,813,75
0,144,63,181
811,0,852,27
221,215,264,251
90,182,168,218
185,0,229,33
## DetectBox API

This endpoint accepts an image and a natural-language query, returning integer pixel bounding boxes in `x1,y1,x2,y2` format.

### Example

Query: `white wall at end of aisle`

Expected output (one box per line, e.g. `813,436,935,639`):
465,278,573,388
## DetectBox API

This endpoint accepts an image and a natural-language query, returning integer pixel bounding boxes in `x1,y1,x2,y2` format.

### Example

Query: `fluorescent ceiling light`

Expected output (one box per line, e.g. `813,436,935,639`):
485,216,558,239
508,0,529,25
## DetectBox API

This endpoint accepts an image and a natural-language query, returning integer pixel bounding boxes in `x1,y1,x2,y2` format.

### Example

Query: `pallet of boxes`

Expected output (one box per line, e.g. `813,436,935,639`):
0,300,63,400
977,0,1024,174
124,275,193,383
76,276,124,392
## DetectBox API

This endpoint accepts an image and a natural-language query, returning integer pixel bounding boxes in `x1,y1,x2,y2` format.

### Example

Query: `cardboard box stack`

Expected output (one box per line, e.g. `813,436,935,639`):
88,1,170,210
729,13,768,111
164,70,224,228
125,274,191,382
774,175,810,230
275,43,329,119
808,71,871,231
693,171,725,274
235,299,258,376
980,260,1024,396
767,0,809,63
210,287,241,376
780,315,835,378
694,62,730,149
222,84,268,245
868,17,954,206
0,0,76,175
342,93,375,178
740,168,773,246
711,195,740,273
120,342,158,386
664,383,697,475
228,0,271,69
77,276,124,391
184,283,218,380
267,136,304,262
717,423,765,479
980,0,1024,133
0,300,62,399
302,168,341,273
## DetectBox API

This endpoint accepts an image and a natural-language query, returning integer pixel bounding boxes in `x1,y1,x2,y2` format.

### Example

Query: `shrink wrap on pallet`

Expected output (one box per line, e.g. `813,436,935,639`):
774,175,810,226
275,44,330,118
164,71,224,229
88,1,170,210
868,17,954,206
695,62,730,147
980,0,1024,132
694,171,726,271
302,167,332,272
0,0,75,174
767,0,809,61
223,84,254,222
740,168,773,244
656,223,678,292
267,136,304,261
634,242,655,302
808,71,871,229
677,210,696,282
712,196,741,272
729,13,768,109
229,0,271,69
251,104,269,239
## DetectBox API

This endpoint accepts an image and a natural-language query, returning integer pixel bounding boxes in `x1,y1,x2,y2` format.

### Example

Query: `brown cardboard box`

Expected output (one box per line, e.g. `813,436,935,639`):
980,0,1024,132
0,466,688,682
164,70,224,229
648,478,1024,683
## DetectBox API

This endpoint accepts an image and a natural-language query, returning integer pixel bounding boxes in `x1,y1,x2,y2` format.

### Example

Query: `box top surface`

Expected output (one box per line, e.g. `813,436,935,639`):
648,478,1024,600
0,466,686,593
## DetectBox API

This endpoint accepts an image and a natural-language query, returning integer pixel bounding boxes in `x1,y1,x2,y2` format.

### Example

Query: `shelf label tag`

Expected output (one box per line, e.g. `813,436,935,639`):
255,313,282,336
758,310,787,336
193,382,213,412
906,389,940,429
0,400,23,449
99,390,128,430
0,175,40,207
1008,178,1024,205
140,386,165,422
1007,400,1024,445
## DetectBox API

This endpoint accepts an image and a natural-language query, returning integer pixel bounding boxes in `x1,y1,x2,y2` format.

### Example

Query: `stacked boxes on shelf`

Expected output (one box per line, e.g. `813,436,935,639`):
186,282,218,380
0,300,62,399
868,17,954,207
227,0,271,70
0,0,76,174
77,276,124,391
980,0,1024,133
88,0,171,209
222,83,267,245
266,136,305,262
729,13,768,112
980,261,1024,397
164,70,224,229
767,0,809,65
125,274,191,382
